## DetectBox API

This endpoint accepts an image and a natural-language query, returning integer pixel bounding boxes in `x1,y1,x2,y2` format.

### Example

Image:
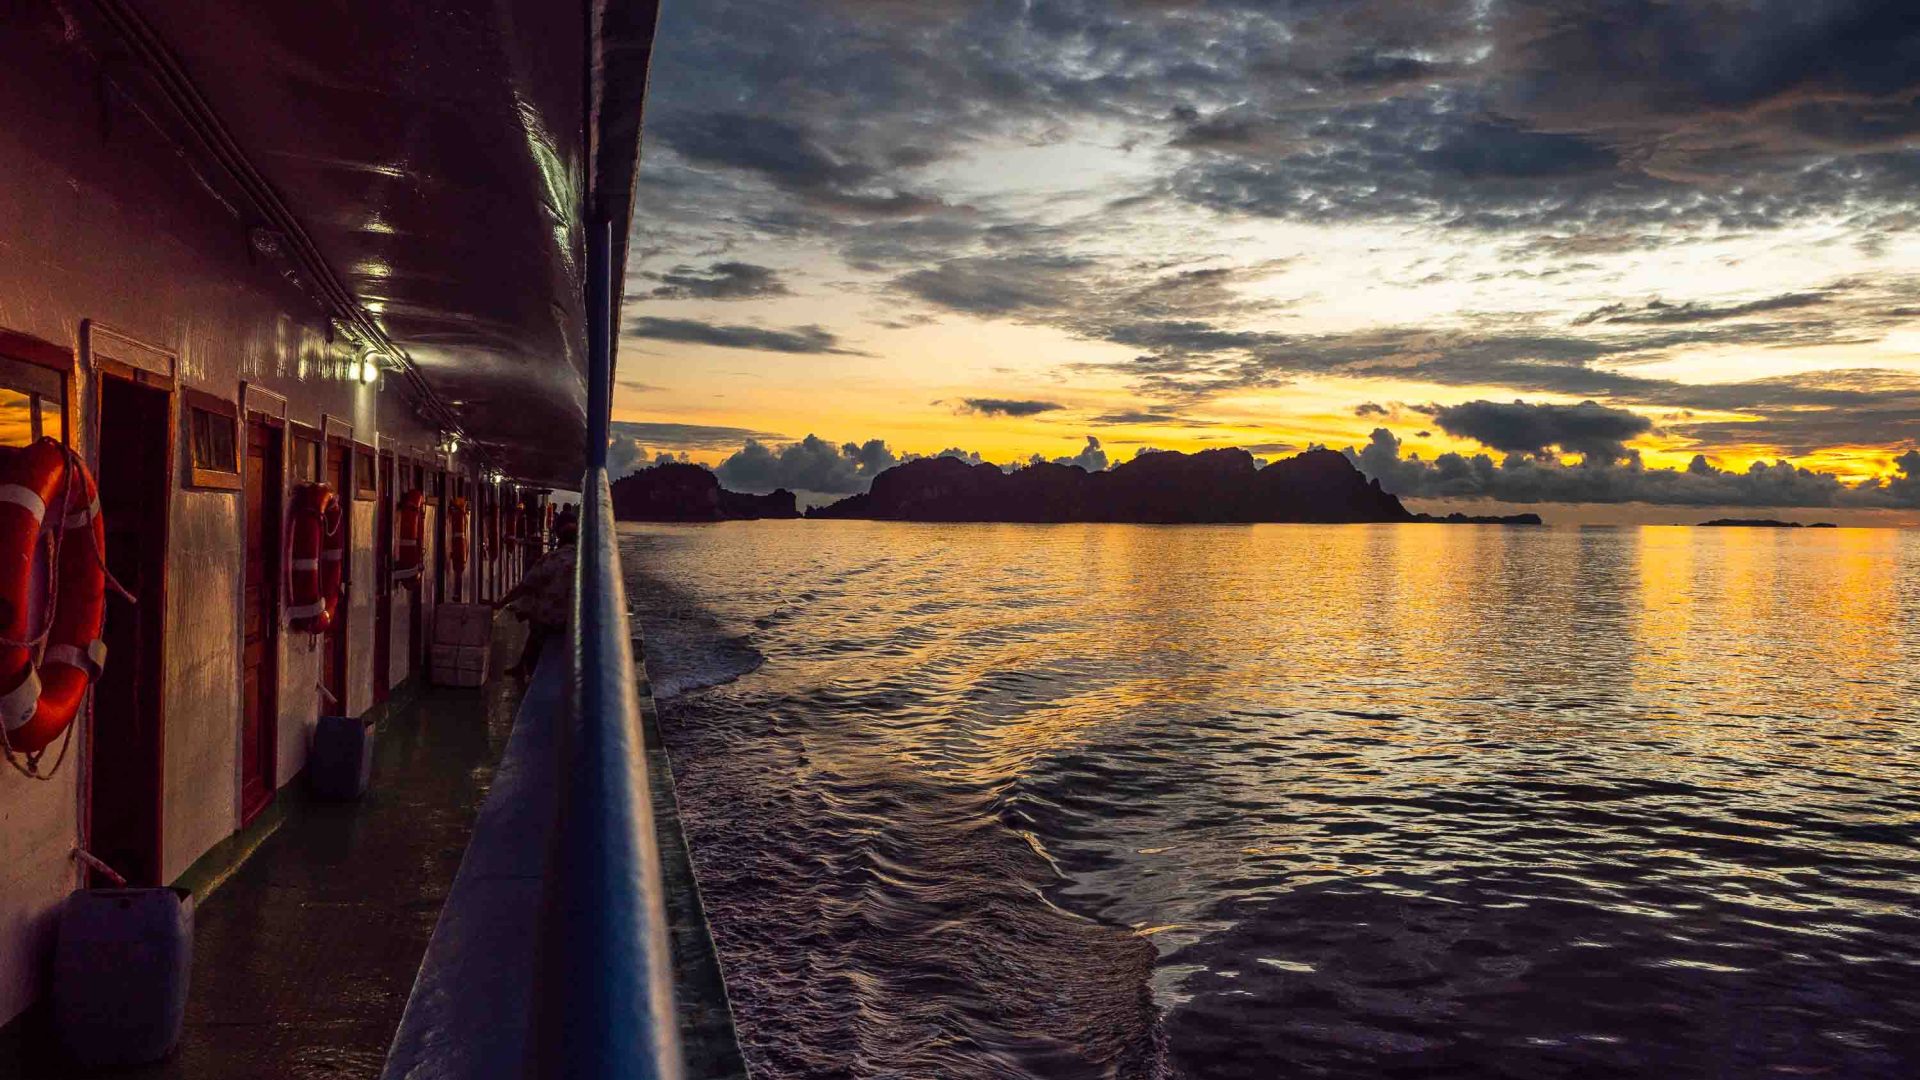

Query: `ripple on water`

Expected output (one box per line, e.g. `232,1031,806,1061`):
624,521,1920,1080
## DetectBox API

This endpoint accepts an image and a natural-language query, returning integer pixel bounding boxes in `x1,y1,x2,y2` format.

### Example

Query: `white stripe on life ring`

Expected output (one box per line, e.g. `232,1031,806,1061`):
62,498,101,530
288,601,325,620
0,668,41,731
0,485,47,525
44,639,106,681
291,558,319,571
321,550,344,562
397,539,420,549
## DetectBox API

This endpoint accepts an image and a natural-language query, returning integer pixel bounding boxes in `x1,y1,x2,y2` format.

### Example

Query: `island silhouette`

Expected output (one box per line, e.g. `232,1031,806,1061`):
612,448,1541,525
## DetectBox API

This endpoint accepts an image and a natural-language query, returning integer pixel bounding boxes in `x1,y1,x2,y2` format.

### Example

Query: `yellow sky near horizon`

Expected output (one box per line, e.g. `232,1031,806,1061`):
618,111,1920,523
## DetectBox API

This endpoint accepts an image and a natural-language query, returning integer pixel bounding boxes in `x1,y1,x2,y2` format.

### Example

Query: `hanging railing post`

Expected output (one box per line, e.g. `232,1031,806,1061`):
528,220,682,1078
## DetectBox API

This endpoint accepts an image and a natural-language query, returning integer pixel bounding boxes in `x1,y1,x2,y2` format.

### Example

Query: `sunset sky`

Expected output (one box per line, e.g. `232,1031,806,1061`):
615,0,1920,522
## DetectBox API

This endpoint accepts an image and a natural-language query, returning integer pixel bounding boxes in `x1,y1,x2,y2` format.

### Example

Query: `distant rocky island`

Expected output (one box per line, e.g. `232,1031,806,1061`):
1700,518,1837,528
1411,510,1544,526
612,449,1556,525
610,461,799,521
810,447,1422,523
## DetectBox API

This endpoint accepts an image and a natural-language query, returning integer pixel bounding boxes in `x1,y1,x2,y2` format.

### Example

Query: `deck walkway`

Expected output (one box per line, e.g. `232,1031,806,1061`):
2,624,528,1079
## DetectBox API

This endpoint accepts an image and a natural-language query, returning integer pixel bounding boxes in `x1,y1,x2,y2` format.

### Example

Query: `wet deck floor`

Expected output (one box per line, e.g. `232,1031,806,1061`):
3,626,528,1079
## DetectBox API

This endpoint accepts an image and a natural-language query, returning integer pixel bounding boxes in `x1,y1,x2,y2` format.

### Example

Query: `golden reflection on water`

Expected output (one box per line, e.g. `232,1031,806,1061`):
631,520,1920,1077
636,521,1920,824
686,523,1916,766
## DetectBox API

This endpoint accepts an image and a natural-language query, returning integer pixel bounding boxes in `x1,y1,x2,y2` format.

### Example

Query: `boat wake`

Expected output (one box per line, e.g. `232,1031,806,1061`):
624,568,765,701
622,532,1171,1078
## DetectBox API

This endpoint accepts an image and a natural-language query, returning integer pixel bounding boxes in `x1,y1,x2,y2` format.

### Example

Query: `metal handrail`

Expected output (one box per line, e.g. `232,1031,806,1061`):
527,222,683,1078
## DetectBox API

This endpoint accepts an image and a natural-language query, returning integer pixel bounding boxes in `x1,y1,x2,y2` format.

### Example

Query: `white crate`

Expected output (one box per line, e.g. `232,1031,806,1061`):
430,643,489,687
432,603,493,648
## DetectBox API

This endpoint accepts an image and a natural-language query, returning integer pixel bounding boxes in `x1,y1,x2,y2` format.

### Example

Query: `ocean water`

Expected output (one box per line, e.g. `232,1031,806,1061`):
621,520,1920,1079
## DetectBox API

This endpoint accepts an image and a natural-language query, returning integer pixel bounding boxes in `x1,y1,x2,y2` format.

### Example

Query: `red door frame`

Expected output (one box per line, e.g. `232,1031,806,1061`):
373,451,393,705
322,437,352,715
240,414,282,823
88,358,173,887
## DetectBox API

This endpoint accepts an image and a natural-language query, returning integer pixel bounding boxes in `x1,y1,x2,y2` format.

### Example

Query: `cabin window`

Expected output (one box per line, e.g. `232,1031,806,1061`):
0,351,68,448
289,424,322,484
183,388,242,491
354,445,377,500
0,389,59,447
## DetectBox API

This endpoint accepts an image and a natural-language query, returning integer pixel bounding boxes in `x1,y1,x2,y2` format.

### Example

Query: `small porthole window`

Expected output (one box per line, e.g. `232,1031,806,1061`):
183,388,241,491
355,445,377,500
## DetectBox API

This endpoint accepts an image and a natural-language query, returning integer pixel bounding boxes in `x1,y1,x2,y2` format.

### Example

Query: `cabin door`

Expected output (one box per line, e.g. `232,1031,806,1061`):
482,488,494,602
373,453,393,705
321,441,350,714
432,473,445,606
240,419,281,823
407,526,424,679
90,374,170,887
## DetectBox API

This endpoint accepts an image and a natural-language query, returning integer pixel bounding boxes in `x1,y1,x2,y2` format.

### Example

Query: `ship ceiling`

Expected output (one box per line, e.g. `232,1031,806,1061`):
101,0,660,487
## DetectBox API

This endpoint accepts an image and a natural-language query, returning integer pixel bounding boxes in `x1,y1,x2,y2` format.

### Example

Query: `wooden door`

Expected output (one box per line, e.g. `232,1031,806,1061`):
240,419,281,822
90,374,171,887
373,452,393,704
321,441,350,714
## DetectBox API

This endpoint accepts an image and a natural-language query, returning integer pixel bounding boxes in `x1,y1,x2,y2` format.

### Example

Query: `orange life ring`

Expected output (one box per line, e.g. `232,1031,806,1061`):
395,489,424,586
0,439,108,755
287,483,344,634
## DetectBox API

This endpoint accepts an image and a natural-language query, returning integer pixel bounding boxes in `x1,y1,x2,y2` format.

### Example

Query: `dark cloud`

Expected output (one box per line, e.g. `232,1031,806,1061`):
1349,427,1920,509
1075,296,1920,457
639,0,1920,244
958,398,1065,417
607,422,740,478
1167,2,1920,231
644,261,791,300
714,435,992,494
1050,435,1109,472
627,316,863,354
1574,291,1830,326
1429,399,1654,462
650,111,947,217
715,435,902,495
610,420,786,451
607,435,649,479
896,256,1091,316
1087,409,1218,427
1353,403,1389,418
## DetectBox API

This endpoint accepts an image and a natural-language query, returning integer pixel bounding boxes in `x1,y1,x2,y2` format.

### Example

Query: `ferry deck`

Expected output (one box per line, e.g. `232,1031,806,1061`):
0,2,710,1075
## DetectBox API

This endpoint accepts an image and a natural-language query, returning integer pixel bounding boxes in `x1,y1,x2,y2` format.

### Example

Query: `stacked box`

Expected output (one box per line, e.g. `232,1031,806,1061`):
430,643,489,687
433,602,492,647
